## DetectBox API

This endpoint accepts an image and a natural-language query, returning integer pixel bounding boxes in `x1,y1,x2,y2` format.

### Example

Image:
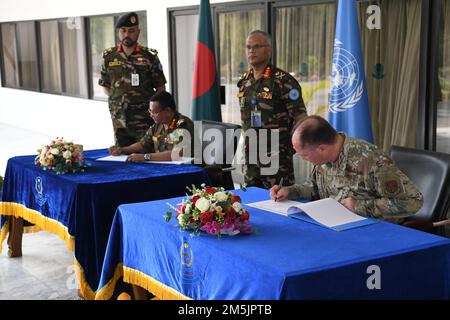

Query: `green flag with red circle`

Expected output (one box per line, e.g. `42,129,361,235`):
192,0,222,121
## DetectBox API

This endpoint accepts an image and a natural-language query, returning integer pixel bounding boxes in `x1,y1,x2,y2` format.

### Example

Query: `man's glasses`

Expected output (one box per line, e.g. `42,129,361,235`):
149,109,162,116
246,44,269,51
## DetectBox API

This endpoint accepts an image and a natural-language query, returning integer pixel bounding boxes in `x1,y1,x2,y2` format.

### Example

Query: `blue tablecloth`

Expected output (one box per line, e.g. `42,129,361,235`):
97,187,450,300
0,149,209,298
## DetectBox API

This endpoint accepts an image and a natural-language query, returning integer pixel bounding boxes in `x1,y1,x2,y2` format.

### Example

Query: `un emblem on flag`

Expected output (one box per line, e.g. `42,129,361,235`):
329,40,363,114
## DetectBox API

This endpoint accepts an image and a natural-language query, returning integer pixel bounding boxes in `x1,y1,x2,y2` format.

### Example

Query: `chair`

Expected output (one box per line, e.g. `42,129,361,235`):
390,145,450,235
195,120,241,190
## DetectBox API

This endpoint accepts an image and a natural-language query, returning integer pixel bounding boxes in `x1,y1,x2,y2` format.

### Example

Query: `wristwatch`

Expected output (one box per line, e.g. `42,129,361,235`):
144,153,151,161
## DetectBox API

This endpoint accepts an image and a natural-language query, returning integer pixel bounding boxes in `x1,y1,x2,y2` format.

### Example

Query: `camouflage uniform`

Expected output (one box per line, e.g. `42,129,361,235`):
237,64,307,189
99,43,167,147
286,134,424,223
140,112,194,155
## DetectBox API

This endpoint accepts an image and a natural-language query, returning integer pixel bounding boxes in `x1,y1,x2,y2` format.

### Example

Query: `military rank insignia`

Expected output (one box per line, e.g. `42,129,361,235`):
257,92,272,99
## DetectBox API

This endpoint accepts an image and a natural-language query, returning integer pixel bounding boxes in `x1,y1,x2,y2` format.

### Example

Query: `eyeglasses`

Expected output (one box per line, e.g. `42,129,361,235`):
149,109,162,116
246,44,269,51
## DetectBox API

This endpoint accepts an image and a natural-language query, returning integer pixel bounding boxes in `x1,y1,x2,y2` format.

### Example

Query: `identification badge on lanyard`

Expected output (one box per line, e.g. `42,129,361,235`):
250,99,261,128
131,73,139,86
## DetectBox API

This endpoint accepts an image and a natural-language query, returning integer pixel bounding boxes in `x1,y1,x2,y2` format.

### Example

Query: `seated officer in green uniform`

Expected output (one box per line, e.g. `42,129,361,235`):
99,12,167,147
108,91,194,162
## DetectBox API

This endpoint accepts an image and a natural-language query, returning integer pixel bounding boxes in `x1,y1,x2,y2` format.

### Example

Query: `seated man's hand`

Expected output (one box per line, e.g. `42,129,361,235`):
270,185,289,202
109,146,122,156
340,197,356,212
126,153,145,162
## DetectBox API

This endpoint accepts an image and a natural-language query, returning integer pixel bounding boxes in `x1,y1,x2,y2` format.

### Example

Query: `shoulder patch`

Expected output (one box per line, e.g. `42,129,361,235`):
149,48,158,55
102,47,115,58
237,72,248,87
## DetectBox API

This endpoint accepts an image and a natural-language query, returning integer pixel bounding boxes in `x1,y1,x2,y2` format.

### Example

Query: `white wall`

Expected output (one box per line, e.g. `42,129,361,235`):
0,0,239,149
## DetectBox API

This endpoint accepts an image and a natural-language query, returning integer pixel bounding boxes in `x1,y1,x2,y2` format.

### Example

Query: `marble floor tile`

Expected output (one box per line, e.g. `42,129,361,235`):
0,232,78,300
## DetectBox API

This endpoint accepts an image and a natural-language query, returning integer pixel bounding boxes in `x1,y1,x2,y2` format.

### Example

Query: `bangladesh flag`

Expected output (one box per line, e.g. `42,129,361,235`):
191,0,222,121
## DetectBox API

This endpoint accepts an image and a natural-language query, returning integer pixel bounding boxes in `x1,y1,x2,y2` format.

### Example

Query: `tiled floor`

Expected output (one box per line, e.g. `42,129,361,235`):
0,232,78,300
0,123,79,300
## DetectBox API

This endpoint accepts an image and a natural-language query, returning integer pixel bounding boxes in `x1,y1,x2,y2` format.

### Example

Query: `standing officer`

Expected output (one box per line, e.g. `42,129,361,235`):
237,30,307,189
99,12,167,147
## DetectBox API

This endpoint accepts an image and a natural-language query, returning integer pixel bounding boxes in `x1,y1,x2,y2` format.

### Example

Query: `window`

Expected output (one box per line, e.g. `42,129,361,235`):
172,12,199,115
1,23,19,88
39,20,62,93
275,3,336,119
436,0,450,153
60,17,88,97
1,21,40,90
89,15,116,100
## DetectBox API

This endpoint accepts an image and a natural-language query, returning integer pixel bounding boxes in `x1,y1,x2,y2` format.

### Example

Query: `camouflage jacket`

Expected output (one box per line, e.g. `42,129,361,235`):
237,64,307,187
286,134,423,222
140,113,194,154
99,44,167,126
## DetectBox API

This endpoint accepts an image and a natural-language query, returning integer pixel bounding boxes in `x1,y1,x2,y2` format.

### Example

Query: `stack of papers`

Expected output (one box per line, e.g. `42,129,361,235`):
246,198,377,231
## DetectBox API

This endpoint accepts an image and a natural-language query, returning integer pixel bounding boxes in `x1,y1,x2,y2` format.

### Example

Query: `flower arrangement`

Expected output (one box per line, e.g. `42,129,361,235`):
35,138,86,174
165,184,252,236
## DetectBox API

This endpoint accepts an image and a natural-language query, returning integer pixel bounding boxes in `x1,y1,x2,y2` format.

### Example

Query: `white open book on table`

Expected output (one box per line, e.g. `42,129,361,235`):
246,198,378,231
96,155,194,165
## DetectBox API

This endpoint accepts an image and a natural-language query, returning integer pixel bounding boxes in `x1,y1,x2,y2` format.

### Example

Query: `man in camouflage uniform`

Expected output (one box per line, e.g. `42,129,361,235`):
99,12,167,147
238,30,307,189
270,115,423,223
109,91,194,162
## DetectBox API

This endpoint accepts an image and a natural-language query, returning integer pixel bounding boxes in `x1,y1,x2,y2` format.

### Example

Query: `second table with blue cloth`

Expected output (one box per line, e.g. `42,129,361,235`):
0,149,209,299
97,187,450,300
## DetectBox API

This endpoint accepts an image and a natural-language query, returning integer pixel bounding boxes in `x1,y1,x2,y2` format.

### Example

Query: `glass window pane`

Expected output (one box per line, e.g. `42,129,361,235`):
40,20,62,92
219,10,265,124
437,0,450,152
137,12,147,47
1,23,19,87
16,21,39,90
60,17,88,97
90,16,116,99
175,14,198,116
275,4,336,118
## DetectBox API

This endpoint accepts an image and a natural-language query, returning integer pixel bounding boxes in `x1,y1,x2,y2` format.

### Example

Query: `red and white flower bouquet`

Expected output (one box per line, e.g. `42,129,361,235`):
35,138,86,174
165,184,252,236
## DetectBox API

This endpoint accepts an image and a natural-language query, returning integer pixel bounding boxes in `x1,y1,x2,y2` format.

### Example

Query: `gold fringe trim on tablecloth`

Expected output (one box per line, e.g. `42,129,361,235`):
0,202,74,253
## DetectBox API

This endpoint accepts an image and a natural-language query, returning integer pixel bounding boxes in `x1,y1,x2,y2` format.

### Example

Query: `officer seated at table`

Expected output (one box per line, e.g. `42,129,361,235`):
108,91,194,162
270,115,423,224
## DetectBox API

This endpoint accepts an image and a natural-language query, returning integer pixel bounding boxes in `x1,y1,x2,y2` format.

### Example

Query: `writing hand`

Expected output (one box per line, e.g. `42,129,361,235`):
340,197,356,212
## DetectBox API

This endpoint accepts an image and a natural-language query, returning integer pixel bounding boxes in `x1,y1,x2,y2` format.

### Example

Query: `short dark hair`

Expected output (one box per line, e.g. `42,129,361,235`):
150,91,177,111
296,115,338,147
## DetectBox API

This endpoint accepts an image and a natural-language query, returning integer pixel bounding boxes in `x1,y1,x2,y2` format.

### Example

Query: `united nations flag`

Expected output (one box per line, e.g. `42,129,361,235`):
328,0,373,143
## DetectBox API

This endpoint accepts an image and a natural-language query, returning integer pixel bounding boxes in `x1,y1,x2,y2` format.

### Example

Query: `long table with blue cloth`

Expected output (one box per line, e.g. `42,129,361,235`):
0,149,209,299
96,187,450,300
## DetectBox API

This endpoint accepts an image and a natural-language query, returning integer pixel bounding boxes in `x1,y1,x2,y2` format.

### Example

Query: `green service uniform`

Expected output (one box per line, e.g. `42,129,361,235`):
99,43,167,147
140,113,194,155
237,64,307,189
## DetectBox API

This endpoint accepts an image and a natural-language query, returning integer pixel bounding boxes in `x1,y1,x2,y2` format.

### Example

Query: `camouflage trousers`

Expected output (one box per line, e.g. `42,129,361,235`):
111,102,153,147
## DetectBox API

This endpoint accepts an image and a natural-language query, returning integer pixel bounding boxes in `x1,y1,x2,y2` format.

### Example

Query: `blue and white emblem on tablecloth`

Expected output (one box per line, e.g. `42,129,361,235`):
34,176,47,207
329,39,364,114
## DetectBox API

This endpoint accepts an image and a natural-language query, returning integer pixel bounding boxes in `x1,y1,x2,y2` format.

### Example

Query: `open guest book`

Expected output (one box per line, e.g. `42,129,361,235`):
246,198,378,231
96,155,194,165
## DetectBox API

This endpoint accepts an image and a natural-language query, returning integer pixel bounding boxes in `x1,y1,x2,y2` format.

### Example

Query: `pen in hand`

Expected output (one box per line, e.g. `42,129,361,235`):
275,177,284,202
